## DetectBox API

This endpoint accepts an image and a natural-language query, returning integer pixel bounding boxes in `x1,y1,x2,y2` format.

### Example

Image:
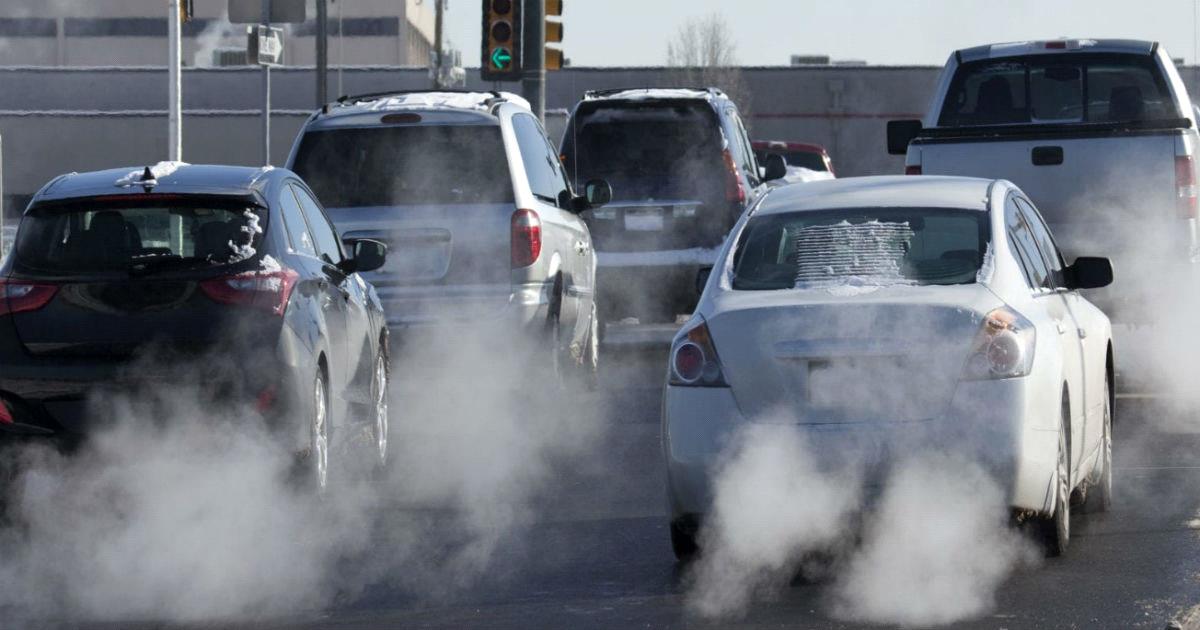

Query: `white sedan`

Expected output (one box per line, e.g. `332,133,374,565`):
663,176,1114,559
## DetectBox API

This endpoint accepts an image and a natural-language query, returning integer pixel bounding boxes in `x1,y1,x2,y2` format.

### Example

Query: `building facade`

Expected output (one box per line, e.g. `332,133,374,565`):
0,0,436,68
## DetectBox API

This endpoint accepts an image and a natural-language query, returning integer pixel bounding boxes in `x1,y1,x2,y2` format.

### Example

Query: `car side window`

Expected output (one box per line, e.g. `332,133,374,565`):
290,184,344,266
1005,195,1050,290
1015,197,1065,285
279,185,318,258
727,108,758,181
512,113,568,206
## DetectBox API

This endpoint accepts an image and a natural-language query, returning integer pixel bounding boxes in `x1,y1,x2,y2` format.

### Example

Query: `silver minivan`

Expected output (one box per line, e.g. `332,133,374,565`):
286,91,608,383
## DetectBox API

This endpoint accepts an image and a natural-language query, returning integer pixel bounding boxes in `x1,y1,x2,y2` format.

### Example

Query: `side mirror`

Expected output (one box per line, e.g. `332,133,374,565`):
572,179,613,212
342,238,388,274
762,153,788,182
887,119,923,155
695,265,713,295
1065,256,1113,290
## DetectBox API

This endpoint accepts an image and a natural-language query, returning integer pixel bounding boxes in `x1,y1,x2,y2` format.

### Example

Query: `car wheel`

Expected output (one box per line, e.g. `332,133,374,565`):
310,368,331,494
577,302,600,391
1040,402,1071,557
670,518,699,562
1084,377,1113,513
370,349,389,471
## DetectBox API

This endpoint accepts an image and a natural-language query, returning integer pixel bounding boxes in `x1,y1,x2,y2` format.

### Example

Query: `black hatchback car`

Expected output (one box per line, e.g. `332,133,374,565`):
0,163,390,492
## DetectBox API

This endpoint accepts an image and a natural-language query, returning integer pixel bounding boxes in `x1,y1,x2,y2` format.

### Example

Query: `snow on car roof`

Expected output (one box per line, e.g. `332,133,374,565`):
957,38,1155,63
330,91,531,115
583,88,722,102
753,176,993,215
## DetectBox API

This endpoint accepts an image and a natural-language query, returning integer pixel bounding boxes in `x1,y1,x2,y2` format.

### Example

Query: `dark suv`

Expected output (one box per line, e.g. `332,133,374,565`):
0,163,390,493
560,88,784,342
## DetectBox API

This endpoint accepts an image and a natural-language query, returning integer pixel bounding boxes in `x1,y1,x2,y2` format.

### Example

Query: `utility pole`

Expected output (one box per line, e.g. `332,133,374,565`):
261,0,271,165
316,0,328,105
521,0,545,119
167,0,182,161
432,0,445,88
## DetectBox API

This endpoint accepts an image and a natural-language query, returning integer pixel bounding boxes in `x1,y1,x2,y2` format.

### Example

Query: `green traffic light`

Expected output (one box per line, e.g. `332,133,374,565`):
491,47,512,70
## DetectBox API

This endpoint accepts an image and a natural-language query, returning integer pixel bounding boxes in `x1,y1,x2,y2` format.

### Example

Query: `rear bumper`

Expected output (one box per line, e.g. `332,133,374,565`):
378,281,554,330
663,378,1058,521
595,252,717,323
0,323,313,444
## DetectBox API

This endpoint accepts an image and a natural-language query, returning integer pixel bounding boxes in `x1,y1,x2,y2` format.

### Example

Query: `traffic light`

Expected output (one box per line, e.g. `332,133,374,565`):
481,0,522,81
179,0,194,23
545,0,564,70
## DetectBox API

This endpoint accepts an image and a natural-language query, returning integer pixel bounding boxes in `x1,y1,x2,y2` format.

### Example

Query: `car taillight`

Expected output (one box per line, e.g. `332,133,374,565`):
199,268,299,317
511,209,542,268
1177,155,1197,219
905,165,923,175
963,307,1037,380
0,279,58,317
669,315,728,387
722,148,746,204
0,400,12,425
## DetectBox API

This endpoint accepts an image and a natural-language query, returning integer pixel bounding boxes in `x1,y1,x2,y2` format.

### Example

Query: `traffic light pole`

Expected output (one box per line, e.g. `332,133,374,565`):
520,0,544,120
316,0,328,106
261,0,271,166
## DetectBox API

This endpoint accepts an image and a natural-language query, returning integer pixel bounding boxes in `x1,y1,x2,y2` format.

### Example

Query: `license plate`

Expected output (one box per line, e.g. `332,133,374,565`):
388,245,448,280
624,209,664,231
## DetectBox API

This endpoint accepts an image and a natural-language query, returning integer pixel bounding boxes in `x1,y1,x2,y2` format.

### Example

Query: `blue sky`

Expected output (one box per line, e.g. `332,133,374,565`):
444,0,1200,66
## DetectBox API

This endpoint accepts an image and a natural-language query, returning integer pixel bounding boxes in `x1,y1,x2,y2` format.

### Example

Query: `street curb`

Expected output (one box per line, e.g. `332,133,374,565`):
1168,605,1200,630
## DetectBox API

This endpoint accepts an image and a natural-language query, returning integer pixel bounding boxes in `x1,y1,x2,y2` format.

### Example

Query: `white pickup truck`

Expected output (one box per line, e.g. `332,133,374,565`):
888,39,1199,319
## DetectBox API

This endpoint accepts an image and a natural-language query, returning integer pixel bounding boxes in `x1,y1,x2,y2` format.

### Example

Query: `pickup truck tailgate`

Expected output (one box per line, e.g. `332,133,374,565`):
919,133,1182,259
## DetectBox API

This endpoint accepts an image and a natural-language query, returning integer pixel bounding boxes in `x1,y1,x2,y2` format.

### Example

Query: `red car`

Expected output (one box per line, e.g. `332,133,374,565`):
752,140,836,177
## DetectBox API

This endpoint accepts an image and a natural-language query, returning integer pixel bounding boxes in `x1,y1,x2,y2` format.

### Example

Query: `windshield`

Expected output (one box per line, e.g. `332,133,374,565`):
732,207,989,290
15,201,264,274
938,53,1177,127
291,125,514,208
562,102,725,201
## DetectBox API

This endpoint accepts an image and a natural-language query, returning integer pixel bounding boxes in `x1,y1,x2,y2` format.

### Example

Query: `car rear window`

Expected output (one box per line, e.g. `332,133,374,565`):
291,125,514,207
561,101,725,201
732,208,989,290
938,53,1178,127
15,200,264,274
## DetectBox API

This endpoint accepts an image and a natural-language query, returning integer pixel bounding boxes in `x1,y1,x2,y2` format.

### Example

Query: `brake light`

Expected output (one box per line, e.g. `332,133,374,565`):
963,307,1037,380
905,165,923,175
669,315,729,387
199,268,299,316
1177,155,1197,219
511,209,542,268
255,385,278,414
1044,41,1067,49
0,400,12,425
0,279,58,317
722,148,746,204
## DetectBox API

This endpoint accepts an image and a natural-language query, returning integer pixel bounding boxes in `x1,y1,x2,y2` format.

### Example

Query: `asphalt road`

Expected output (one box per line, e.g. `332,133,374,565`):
32,351,1200,629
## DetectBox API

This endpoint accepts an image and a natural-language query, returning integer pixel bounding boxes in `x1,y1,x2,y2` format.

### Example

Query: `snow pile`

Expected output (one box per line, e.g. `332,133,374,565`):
791,220,915,289
588,88,713,102
360,91,530,113
976,241,996,284
226,209,263,262
113,161,189,188
782,167,835,184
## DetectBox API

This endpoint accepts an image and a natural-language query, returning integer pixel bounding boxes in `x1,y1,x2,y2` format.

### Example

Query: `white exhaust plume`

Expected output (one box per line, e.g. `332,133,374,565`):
832,453,1038,626
687,422,861,619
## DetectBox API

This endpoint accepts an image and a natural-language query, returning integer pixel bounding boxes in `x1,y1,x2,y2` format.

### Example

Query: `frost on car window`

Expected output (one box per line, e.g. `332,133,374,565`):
790,220,915,288
731,208,988,291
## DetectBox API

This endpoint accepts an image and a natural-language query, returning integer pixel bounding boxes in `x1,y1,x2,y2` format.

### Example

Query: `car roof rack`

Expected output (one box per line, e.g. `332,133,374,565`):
582,86,726,99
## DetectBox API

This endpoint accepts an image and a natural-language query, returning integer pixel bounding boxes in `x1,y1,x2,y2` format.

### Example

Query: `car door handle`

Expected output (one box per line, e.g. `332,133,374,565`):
1056,322,1067,335
1078,328,1087,339
1032,146,1064,166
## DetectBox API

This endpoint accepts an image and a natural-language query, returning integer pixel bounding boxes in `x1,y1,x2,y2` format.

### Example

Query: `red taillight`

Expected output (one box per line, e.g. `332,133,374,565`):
673,343,705,383
199,268,299,316
255,385,278,414
1177,155,1197,219
0,400,12,425
511,209,542,268
905,165,923,176
668,316,729,387
1045,41,1067,49
722,149,746,204
0,279,58,317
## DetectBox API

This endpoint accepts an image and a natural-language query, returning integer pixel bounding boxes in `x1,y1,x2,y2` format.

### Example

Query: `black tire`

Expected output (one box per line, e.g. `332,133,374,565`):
1083,376,1113,513
369,349,390,472
670,518,699,563
305,367,331,495
1040,399,1071,557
